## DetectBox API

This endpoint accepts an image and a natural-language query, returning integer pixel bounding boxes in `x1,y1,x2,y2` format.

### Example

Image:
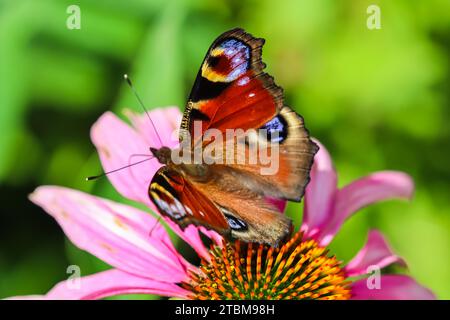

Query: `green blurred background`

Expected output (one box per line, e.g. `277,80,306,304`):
0,0,449,299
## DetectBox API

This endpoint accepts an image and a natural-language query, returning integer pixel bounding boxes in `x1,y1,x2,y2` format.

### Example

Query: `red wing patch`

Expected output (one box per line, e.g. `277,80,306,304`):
180,28,283,144
149,167,230,235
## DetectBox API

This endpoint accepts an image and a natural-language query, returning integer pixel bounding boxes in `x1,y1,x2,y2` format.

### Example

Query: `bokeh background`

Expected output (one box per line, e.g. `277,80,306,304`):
0,0,449,299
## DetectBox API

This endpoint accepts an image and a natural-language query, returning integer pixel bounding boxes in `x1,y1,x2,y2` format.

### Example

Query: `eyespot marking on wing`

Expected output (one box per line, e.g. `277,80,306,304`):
260,115,289,143
202,38,250,83
225,214,248,231
218,205,248,231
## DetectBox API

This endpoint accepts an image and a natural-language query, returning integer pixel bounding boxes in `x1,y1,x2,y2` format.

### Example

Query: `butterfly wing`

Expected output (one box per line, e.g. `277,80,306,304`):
149,167,290,246
219,106,319,201
150,28,317,246
180,28,283,144
189,168,293,246
181,28,318,202
149,167,230,235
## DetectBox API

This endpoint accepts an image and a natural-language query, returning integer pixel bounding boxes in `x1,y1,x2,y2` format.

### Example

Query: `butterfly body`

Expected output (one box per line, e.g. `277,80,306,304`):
149,28,318,246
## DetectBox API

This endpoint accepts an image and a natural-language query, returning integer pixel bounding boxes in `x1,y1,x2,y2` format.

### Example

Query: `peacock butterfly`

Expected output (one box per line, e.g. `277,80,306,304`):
148,28,318,246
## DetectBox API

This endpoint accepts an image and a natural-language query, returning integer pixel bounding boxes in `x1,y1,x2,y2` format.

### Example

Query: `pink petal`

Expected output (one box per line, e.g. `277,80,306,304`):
199,227,224,248
44,269,189,300
30,186,191,283
319,171,414,246
351,275,436,300
92,109,214,261
90,111,160,207
301,140,337,238
345,230,407,277
90,108,181,208
164,222,211,261
125,107,182,149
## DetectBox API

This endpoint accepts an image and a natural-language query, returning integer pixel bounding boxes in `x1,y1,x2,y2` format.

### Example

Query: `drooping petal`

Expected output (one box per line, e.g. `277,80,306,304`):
345,230,407,277
164,222,211,261
301,140,337,238
44,269,189,300
199,227,224,248
30,186,191,283
319,171,414,246
125,107,182,149
90,111,160,207
351,275,435,300
91,109,216,261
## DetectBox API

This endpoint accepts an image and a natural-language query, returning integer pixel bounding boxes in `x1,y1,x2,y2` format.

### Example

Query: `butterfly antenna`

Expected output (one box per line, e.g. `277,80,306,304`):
86,156,154,181
123,74,164,147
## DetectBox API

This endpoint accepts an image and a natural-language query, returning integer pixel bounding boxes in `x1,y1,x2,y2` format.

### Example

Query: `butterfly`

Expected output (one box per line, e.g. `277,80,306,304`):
148,28,318,246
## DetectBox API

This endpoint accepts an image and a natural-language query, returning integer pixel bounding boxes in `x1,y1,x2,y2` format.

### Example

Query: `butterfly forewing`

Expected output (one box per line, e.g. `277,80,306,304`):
180,28,284,145
149,167,230,235
181,28,318,201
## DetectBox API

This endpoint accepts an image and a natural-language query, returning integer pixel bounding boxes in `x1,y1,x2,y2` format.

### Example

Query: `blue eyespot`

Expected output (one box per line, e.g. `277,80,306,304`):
260,115,288,143
220,39,250,59
219,39,250,80
225,214,248,231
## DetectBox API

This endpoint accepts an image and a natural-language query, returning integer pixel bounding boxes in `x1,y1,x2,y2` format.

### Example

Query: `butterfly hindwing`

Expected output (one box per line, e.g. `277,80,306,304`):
149,167,230,235
188,168,293,246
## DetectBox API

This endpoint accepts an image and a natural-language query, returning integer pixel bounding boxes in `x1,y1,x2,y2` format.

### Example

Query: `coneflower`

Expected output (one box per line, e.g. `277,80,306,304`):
7,108,434,300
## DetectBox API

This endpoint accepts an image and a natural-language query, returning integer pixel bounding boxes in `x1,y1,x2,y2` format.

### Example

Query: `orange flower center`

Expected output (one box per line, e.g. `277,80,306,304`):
183,232,351,300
